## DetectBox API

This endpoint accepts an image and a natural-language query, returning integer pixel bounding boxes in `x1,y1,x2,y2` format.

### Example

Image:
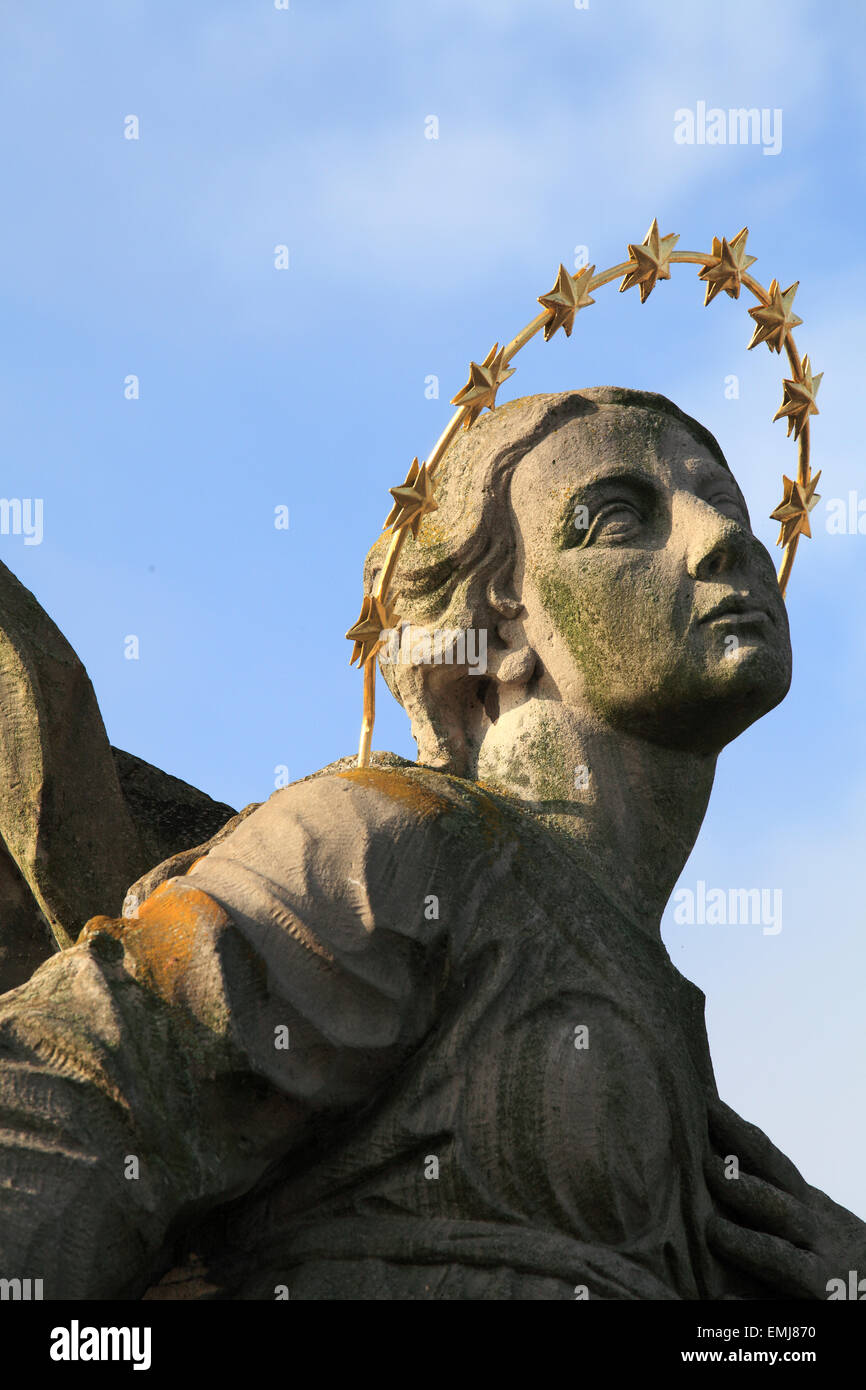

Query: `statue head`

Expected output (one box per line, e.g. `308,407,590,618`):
364,388,791,787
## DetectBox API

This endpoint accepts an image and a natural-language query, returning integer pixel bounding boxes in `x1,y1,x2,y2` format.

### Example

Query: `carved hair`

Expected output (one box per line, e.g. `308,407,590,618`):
364,387,729,769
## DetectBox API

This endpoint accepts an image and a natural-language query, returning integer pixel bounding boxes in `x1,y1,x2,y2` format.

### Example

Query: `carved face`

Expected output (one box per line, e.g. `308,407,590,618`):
508,405,792,754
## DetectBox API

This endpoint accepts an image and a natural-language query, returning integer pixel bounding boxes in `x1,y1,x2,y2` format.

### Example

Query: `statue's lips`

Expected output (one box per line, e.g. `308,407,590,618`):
698,596,776,627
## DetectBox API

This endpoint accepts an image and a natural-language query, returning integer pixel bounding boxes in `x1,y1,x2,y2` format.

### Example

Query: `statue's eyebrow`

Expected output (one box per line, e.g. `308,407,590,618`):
682,454,733,482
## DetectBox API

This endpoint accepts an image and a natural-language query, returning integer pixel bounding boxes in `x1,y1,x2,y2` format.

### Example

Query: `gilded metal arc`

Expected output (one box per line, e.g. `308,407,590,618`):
358,246,815,768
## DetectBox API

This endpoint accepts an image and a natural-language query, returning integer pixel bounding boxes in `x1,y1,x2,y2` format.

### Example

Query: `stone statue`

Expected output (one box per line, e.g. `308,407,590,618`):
0,387,862,1300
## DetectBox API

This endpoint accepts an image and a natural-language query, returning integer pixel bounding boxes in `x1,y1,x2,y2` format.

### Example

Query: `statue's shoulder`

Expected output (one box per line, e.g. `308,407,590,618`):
124,754,510,915
178,755,515,943
298,751,457,816
243,752,506,850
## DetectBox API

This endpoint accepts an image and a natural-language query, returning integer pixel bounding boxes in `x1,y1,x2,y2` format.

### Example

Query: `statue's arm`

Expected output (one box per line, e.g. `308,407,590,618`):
0,772,450,1299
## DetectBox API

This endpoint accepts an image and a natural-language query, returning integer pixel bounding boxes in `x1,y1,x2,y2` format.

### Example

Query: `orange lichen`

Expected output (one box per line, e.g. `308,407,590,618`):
470,786,512,853
79,881,230,1004
338,766,451,820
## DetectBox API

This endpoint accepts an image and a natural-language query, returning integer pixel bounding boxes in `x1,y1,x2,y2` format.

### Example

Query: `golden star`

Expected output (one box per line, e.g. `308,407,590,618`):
383,457,438,538
772,355,823,440
699,227,757,306
538,263,596,340
345,593,401,667
747,279,803,353
619,218,680,304
769,470,822,547
451,343,516,428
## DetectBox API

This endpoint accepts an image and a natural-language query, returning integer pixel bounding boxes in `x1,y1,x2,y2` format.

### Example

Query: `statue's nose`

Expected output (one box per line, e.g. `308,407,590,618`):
680,494,752,582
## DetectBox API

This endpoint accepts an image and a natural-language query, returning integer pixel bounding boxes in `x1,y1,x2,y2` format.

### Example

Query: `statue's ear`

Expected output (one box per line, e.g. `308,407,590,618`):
481,565,536,695
380,575,536,777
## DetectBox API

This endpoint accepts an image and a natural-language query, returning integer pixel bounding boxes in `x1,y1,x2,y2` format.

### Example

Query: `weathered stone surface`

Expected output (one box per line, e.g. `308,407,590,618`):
1,760,863,1300
0,836,57,991
0,390,861,1300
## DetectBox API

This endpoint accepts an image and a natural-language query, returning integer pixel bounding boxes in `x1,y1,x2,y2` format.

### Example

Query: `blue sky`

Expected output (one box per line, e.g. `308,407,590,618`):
1,0,865,1219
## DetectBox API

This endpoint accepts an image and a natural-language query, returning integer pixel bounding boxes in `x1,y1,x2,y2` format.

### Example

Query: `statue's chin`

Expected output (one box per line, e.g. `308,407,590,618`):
706,640,792,723
602,651,792,756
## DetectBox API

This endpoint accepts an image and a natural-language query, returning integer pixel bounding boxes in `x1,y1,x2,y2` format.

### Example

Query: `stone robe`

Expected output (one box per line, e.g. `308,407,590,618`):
0,760,862,1299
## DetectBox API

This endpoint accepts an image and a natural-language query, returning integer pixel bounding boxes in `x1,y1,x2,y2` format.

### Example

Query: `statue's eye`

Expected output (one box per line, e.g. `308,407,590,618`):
581,501,643,546
707,493,748,524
